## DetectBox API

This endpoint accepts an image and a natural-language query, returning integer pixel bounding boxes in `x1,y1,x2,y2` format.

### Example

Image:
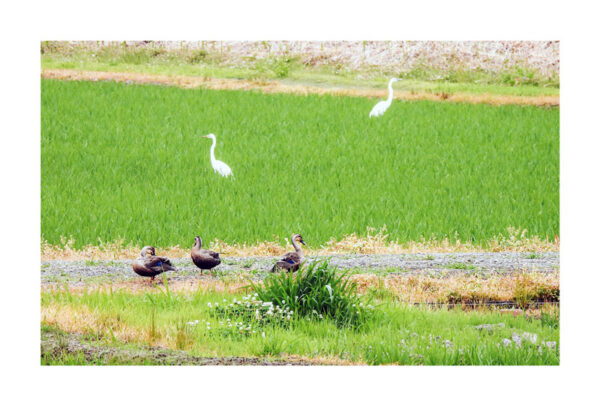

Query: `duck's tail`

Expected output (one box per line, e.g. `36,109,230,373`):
162,263,178,272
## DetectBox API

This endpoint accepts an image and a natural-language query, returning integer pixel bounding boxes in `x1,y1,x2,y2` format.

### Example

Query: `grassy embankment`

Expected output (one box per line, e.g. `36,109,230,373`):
41,41,560,98
41,282,559,365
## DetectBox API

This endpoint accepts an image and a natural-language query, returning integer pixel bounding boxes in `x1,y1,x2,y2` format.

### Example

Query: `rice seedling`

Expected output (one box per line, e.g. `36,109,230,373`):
41,79,559,249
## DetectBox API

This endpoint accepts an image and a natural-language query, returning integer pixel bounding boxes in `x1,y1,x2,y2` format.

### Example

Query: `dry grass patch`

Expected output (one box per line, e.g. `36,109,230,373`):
41,303,169,347
41,227,558,260
351,271,559,306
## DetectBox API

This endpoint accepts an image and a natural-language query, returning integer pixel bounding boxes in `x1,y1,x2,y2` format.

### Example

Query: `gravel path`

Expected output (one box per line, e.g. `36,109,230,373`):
41,252,559,285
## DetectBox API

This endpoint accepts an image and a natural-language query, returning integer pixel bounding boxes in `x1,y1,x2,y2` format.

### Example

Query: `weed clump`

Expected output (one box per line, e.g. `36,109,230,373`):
514,273,560,308
250,261,373,328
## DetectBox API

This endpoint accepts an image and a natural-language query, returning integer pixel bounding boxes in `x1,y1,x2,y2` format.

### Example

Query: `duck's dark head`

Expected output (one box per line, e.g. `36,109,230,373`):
194,236,203,248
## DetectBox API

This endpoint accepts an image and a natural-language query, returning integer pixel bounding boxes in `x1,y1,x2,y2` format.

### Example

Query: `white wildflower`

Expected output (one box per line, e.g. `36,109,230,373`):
512,333,522,348
522,332,538,345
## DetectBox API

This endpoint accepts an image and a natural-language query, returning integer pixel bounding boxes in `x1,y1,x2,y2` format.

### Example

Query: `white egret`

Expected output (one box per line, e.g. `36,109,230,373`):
203,133,233,178
369,78,402,118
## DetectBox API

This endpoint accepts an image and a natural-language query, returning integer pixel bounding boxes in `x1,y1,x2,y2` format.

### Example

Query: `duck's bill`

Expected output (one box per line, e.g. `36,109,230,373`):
300,240,306,245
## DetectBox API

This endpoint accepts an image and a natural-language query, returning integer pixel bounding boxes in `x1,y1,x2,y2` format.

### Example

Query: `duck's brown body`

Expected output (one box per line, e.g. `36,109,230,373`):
132,246,177,281
271,233,306,273
191,236,221,275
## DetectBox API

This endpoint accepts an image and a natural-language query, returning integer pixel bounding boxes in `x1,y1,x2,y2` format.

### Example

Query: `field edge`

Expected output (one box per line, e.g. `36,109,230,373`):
41,69,560,107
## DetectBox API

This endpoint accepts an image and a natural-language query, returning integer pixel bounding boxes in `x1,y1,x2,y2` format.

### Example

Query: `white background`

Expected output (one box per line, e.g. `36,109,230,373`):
1,0,598,404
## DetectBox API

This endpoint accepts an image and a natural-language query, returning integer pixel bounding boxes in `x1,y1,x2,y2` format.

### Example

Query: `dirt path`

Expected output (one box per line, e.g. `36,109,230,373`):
42,69,559,107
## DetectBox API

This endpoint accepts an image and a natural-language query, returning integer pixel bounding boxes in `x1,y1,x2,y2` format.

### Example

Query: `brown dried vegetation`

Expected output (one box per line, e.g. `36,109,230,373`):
351,271,559,307
41,227,558,261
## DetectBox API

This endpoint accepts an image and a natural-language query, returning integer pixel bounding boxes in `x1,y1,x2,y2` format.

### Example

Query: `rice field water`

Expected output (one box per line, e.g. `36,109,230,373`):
41,79,559,248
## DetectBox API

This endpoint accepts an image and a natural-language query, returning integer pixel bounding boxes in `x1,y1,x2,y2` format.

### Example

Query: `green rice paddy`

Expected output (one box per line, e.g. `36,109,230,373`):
41,79,559,248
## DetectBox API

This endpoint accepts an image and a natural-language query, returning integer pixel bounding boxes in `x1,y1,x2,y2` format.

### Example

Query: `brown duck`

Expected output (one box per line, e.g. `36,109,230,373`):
271,233,306,272
191,236,221,275
132,246,178,282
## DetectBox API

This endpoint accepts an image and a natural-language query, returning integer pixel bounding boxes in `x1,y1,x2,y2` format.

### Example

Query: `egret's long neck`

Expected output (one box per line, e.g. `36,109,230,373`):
209,138,217,164
386,80,395,102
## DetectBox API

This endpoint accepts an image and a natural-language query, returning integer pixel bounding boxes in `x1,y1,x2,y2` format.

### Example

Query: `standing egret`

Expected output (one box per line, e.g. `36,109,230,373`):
203,133,233,178
369,78,402,118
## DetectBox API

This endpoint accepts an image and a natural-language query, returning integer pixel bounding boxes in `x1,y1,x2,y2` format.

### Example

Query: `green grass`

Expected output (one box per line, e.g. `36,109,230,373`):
41,42,560,97
249,262,369,328
41,287,559,365
41,324,182,365
446,263,478,271
41,79,559,248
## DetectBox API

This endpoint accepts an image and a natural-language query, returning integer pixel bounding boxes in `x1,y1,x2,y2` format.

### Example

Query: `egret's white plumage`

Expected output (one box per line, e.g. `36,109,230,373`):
369,78,402,118
203,134,233,178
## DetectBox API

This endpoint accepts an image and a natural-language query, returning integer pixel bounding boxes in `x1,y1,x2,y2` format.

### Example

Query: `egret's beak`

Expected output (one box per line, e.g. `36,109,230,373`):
202,135,209,138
